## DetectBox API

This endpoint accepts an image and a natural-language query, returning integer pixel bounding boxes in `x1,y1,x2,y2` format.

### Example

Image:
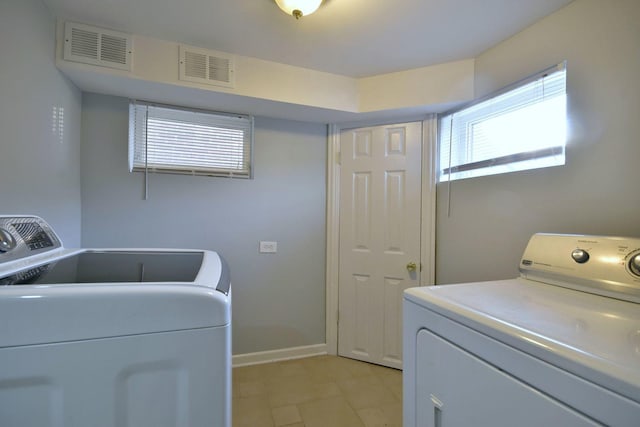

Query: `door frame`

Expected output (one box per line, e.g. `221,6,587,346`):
325,116,438,356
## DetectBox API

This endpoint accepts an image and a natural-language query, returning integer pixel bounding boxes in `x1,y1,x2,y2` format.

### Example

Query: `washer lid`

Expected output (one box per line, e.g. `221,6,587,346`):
0,249,230,348
405,279,640,402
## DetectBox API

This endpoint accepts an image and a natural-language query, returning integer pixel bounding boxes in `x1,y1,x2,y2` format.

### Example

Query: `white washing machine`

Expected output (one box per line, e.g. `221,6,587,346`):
404,233,640,427
0,215,231,427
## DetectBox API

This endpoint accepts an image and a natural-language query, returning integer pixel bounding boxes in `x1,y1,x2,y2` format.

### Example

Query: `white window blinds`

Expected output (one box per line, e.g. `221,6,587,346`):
439,62,567,182
129,101,253,178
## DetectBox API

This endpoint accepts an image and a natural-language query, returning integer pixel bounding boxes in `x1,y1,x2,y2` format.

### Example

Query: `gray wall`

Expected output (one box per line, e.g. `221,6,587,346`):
80,94,327,354
0,0,82,246
435,0,640,284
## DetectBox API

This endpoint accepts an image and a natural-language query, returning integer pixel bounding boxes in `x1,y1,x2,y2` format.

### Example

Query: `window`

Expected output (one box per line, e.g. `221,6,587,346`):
439,62,566,182
129,101,253,178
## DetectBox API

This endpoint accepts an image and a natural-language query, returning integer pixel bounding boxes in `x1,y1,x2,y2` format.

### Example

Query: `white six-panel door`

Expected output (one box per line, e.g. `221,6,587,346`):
337,121,422,369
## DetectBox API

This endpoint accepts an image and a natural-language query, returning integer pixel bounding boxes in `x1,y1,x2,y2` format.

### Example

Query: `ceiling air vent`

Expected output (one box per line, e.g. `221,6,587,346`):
63,22,132,71
179,45,235,88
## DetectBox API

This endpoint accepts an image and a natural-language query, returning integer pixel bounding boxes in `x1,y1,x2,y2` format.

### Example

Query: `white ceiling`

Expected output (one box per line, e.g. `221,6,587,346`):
42,0,574,78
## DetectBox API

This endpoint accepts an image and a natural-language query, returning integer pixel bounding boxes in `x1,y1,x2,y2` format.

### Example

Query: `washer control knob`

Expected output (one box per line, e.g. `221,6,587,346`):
571,249,590,264
0,228,17,253
630,254,640,277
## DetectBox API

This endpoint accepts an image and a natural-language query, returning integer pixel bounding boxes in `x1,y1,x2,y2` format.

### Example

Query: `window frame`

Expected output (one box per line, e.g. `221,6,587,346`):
128,100,254,179
438,62,567,182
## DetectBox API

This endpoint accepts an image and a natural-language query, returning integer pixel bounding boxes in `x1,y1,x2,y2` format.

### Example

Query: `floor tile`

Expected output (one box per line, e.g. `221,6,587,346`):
338,376,398,410
268,380,341,407
232,395,274,427
357,402,402,427
271,405,302,426
305,361,354,383
388,382,402,401
298,396,365,427
234,363,282,382
232,356,402,427
276,360,309,377
338,374,383,392
233,379,267,398
374,368,403,401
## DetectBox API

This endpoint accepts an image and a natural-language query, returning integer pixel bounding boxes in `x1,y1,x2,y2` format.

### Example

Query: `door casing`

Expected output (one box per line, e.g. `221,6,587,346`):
325,116,438,357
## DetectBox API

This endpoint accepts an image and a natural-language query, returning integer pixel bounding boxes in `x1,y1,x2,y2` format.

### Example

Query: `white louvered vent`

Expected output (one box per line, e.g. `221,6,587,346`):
179,45,235,88
63,22,132,71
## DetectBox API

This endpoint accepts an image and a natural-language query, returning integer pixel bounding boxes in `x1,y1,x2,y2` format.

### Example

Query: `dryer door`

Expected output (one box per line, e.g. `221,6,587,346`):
416,329,597,427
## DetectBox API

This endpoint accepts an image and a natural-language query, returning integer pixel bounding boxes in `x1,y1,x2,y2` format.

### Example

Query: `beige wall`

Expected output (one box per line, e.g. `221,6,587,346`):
435,0,640,284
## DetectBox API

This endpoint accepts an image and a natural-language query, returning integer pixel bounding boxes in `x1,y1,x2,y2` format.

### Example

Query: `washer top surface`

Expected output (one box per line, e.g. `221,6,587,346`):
1,250,204,286
405,278,640,402
0,216,231,348
0,249,231,348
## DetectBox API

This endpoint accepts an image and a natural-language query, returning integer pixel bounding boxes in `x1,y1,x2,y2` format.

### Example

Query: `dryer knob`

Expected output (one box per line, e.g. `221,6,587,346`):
571,249,590,264
0,228,17,253
630,254,640,277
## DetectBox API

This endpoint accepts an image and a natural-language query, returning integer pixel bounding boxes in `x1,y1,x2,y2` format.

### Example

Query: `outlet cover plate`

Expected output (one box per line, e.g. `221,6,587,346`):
259,241,277,253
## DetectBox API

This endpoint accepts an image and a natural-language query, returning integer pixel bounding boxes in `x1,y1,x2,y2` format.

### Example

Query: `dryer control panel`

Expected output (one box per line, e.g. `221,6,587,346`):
0,216,62,264
520,233,640,303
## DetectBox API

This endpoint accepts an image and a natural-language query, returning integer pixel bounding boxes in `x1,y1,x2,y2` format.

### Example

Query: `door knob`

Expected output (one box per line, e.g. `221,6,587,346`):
406,262,417,272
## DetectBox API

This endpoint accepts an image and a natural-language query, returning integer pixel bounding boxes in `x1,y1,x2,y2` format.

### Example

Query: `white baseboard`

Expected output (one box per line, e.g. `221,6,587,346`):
232,343,327,367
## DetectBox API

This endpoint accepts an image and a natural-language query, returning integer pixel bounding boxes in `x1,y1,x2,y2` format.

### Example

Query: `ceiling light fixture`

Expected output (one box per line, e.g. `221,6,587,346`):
274,0,323,20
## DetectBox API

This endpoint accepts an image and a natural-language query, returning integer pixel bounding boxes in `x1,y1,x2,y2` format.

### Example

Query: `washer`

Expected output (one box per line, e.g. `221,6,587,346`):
0,215,231,427
404,233,640,427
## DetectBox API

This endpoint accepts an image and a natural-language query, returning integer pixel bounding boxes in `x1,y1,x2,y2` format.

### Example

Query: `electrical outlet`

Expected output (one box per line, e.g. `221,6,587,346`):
259,241,278,253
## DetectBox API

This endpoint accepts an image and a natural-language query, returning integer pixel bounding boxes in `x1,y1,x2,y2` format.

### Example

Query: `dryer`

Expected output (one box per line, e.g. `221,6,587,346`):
404,233,640,427
0,215,231,427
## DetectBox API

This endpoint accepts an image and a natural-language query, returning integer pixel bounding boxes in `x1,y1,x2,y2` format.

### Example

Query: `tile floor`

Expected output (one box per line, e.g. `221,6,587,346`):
232,355,402,427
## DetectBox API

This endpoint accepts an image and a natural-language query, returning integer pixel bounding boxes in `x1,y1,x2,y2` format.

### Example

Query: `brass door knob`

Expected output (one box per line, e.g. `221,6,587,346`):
406,262,417,272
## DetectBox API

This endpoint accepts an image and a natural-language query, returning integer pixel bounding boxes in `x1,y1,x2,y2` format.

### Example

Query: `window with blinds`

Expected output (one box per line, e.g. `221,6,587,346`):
439,62,567,182
128,101,253,178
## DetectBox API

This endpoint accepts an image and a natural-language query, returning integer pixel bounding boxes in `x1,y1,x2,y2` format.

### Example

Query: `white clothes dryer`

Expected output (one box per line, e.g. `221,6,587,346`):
0,215,231,427
404,233,640,427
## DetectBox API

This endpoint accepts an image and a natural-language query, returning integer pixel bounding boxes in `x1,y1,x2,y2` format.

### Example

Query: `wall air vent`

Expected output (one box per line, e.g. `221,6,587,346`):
179,45,235,88
63,22,132,71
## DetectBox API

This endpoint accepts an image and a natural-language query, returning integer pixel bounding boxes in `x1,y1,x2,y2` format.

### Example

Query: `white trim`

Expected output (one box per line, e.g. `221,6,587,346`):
331,115,435,132
232,344,328,367
325,117,438,355
421,115,438,285
325,124,341,355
